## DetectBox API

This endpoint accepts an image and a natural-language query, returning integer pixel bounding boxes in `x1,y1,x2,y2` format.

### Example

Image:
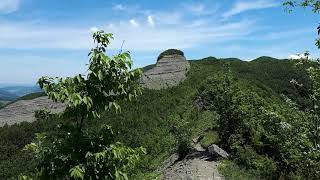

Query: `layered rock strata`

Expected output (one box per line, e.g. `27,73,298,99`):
140,55,190,89
0,96,65,126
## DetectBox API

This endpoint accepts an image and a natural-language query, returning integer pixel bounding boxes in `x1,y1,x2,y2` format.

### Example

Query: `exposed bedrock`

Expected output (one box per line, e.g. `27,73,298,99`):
140,54,190,90
0,96,65,126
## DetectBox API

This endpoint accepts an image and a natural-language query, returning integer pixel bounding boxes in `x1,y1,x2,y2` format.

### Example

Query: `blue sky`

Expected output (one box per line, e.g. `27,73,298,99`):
0,0,319,84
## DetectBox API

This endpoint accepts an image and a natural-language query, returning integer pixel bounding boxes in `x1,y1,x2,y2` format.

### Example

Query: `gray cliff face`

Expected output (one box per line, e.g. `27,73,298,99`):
140,55,190,90
0,96,65,126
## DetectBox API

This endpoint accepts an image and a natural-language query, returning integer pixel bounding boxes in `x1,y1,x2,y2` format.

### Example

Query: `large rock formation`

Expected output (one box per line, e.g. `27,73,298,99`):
0,96,65,126
0,50,190,126
140,51,190,89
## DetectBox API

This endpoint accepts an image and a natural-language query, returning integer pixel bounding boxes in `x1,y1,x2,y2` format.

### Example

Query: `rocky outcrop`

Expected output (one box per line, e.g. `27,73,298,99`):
0,53,190,126
161,137,225,180
156,153,180,173
208,144,230,159
162,151,224,180
140,54,190,89
0,96,65,126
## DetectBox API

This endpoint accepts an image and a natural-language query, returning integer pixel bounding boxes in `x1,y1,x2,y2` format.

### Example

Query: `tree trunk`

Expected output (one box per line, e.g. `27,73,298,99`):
79,111,85,131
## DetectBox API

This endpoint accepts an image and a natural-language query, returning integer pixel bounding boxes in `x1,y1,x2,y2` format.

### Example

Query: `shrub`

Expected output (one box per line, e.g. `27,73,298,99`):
218,160,261,180
200,131,219,148
157,49,184,61
168,115,192,158
197,68,318,179
24,31,145,179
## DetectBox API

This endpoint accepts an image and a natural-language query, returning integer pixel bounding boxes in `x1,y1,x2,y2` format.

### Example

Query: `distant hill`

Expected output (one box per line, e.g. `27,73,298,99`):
0,85,42,102
0,86,41,97
0,89,17,101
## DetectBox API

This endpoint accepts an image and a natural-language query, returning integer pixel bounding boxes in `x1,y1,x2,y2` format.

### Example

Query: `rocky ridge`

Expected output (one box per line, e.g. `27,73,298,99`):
0,52,190,126
140,54,190,89
0,96,65,126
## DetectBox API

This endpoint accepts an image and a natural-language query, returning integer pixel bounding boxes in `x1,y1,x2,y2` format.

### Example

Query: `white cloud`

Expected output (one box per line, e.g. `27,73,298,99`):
0,3,257,52
112,4,125,11
90,26,99,32
260,29,312,40
102,19,254,51
107,23,115,29
112,3,142,14
129,19,140,27
0,22,92,49
153,12,183,25
288,54,302,59
0,17,255,52
288,53,309,60
223,0,278,18
147,15,155,27
183,3,219,16
0,0,20,14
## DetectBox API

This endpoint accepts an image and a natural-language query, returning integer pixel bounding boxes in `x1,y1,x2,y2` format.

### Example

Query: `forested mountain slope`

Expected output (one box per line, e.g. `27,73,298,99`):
0,57,317,179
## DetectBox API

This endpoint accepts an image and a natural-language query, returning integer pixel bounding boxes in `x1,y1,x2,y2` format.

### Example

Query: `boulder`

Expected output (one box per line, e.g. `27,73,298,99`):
208,144,230,159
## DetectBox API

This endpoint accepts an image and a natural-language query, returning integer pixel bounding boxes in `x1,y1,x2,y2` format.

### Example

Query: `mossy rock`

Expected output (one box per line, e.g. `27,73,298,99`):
157,49,184,61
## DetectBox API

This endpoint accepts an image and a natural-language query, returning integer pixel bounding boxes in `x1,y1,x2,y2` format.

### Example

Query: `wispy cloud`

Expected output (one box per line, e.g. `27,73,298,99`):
103,18,255,52
153,11,183,25
0,22,92,49
0,0,20,14
147,15,155,27
1,0,316,84
112,4,125,11
252,28,313,40
129,19,140,27
111,3,142,14
223,0,278,18
0,2,267,54
0,16,255,52
90,26,99,32
183,2,219,16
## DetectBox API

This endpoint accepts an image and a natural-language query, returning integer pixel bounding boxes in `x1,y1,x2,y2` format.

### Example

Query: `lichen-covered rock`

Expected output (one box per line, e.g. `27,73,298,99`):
140,54,190,89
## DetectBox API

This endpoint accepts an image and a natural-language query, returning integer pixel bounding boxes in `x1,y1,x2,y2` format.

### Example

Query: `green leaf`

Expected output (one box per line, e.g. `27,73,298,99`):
70,165,85,180
119,171,129,180
98,70,103,80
